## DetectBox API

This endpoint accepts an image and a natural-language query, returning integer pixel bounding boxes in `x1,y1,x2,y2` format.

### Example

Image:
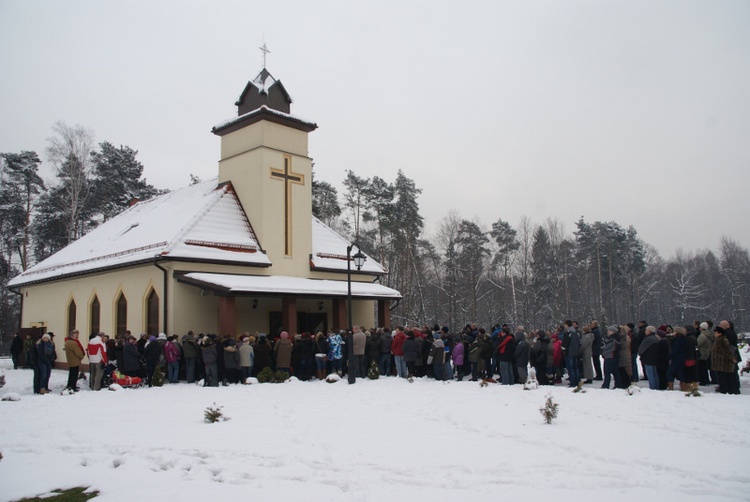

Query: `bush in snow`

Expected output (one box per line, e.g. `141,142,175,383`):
2,392,21,401
540,393,559,424
325,373,341,383
257,367,275,383
626,385,641,395
274,370,290,383
0,373,5,388
152,366,165,387
367,360,380,380
685,382,702,397
204,402,228,423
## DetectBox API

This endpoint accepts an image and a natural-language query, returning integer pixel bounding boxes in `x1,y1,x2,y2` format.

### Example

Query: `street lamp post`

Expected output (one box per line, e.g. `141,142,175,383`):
346,243,366,384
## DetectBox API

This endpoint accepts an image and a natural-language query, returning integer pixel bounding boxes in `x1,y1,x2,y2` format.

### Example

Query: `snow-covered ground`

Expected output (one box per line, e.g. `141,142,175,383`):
0,356,748,502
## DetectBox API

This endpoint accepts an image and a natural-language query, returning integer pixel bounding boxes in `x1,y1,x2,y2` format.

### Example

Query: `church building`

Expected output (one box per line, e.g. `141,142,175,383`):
8,63,400,366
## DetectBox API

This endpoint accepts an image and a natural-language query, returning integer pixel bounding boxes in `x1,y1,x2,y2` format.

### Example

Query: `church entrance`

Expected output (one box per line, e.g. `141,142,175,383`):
269,312,327,337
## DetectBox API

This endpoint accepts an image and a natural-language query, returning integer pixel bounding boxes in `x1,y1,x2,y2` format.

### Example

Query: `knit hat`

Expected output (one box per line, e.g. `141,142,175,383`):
157,333,167,341
280,331,289,339
699,322,708,330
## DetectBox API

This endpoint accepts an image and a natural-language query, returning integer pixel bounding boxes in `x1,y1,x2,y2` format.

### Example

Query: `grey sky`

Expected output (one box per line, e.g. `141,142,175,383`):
1,1,748,258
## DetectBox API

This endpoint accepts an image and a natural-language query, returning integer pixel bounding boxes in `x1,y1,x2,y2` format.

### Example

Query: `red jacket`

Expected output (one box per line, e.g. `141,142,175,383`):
391,331,406,356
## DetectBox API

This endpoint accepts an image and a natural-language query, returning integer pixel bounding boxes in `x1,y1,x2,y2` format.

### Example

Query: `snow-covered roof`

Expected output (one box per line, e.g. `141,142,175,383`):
212,105,317,135
179,272,401,299
8,179,271,287
310,217,386,275
9,179,390,289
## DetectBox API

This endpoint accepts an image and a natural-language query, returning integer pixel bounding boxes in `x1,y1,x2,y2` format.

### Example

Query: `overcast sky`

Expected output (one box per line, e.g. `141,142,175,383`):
1,1,748,258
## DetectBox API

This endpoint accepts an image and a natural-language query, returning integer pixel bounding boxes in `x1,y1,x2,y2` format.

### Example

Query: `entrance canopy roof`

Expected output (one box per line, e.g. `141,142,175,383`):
177,272,402,300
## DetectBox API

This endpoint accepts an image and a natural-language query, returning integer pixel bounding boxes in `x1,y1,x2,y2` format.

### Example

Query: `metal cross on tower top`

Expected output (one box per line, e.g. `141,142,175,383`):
260,43,271,68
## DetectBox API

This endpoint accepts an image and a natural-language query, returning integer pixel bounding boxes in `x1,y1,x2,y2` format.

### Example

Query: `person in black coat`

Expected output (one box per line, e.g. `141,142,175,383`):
253,334,273,376
656,329,671,391
10,333,23,370
591,321,603,380
123,335,142,377
144,336,162,387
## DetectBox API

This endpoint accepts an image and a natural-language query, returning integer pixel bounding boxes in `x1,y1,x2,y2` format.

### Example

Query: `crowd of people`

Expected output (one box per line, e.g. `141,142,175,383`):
8,318,744,395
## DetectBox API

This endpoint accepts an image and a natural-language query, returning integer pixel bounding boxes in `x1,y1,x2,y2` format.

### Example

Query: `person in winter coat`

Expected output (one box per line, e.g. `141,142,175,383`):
253,334,273,376
656,329,671,390
562,320,581,388
711,325,739,395
497,327,516,385
391,327,408,378
429,332,446,380
10,332,23,370
682,326,699,390
314,332,329,380
378,328,393,377
579,325,595,384
201,337,218,387
164,336,181,383
222,338,240,384
452,336,465,381
591,320,603,380
666,327,687,390
144,336,163,387
638,326,660,390
87,332,108,391
295,332,315,381
529,330,550,385
550,333,564,384
468,334,482,381
601,326,621,390
274,331,293,374
64,330,85,391
403,331,420,378
36,333,56,394
182,331,199,383
617,326,632,389
327,331,344,375
123,335,142,378
696,322,714,386
513,332,530,384
238,335,255,383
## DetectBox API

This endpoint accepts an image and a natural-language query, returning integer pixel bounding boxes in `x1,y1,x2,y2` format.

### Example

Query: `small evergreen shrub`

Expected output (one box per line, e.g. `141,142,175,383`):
685,382,702,397
152,366,165,387
367,360,380,380
204,402,228,423
273,370,290,383
540,393,559,424
257,367,274,383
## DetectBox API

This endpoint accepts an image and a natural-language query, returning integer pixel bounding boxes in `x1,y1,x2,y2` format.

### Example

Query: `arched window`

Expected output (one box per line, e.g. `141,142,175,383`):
116,292,127,337
90,296,100,334
147,289,159,336
67,299,76,334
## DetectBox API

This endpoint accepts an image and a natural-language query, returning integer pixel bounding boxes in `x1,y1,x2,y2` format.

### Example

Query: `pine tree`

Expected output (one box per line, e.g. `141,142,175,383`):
90,142,163,222
152,366,165,387
367,359,380,380
540,393,559,424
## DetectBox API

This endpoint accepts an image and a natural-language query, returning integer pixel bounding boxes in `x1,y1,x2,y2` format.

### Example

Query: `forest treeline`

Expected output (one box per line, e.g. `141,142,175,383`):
2,123,749,350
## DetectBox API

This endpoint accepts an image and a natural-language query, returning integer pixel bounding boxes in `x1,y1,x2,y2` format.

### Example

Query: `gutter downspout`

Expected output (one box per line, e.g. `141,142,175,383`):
153,258,169,334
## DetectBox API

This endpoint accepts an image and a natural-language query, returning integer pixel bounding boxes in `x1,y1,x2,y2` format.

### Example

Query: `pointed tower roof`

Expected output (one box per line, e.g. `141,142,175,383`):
213,67,316,136
235,68,292,115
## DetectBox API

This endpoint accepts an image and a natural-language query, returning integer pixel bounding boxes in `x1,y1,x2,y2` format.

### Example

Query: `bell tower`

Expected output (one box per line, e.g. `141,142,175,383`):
212,57,317,277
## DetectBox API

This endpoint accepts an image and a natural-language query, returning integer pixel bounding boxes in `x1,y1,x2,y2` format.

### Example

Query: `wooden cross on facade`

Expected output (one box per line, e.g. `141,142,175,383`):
270,155,304,256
